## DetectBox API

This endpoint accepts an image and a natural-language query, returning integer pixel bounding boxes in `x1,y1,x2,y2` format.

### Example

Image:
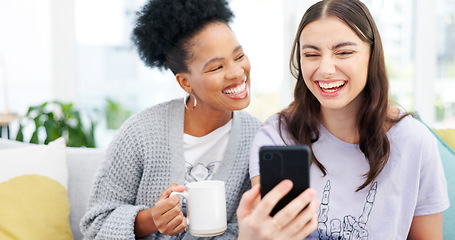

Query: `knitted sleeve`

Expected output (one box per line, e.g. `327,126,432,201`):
80,114,150,239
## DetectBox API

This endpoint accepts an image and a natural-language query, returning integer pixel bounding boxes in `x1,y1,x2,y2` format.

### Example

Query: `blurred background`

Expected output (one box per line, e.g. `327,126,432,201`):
0,0,454,148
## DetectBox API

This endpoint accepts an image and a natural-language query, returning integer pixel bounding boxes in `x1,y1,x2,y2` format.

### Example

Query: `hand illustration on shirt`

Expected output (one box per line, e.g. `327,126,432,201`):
317,180,378,240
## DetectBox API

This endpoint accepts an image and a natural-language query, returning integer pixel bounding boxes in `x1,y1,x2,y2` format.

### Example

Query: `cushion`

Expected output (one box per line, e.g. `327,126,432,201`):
0,138,73,240
433,128,455,151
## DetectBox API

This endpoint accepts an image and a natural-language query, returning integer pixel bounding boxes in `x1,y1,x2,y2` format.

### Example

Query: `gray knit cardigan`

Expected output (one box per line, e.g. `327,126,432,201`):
80,99,262,240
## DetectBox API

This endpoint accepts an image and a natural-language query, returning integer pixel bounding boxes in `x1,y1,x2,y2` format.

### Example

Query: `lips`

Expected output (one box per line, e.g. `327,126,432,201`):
222,77,248,99
317,80,346,94
222,78,246,94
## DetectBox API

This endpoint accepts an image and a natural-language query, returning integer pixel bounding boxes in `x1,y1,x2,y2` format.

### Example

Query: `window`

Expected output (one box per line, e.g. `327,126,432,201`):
435,0,455,127
1,0,453,146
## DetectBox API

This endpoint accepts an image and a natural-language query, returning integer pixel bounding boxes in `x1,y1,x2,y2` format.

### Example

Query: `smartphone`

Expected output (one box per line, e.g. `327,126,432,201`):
259,145,311,216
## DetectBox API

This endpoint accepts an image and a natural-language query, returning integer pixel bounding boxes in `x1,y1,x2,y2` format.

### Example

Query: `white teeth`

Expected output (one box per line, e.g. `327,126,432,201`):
323,88,337,93
318,81,345,91
223,78,246,95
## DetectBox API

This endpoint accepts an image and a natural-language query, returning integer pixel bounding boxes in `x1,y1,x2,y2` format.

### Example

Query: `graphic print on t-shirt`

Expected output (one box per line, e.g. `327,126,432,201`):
185,161,220,182
317,180,377,240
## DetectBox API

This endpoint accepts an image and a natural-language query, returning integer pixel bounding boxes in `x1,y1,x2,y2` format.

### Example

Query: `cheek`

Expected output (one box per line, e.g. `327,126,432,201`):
350,58,369,83
242,57,251,73
357,52,370,78
300,65,315,88
300,61,316,80
194,77,215,93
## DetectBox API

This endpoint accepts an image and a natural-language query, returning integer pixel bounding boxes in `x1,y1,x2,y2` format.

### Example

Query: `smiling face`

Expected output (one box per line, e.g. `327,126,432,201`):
177,22,251,113
299,16,371,113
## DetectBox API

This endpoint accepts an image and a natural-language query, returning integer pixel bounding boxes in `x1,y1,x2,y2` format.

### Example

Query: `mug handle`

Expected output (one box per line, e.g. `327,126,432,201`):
170,191,188,199
169,191,190,225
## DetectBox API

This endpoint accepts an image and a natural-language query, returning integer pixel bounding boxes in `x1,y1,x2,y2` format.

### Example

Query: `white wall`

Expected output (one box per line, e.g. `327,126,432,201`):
414,0,437,125
0,0,53,113
51,0,77,105
0,0,452,131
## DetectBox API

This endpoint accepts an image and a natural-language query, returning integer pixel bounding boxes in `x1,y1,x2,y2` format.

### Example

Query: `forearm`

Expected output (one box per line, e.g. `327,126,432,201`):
81,204,149,239
135,208,159,238
407,213,443,240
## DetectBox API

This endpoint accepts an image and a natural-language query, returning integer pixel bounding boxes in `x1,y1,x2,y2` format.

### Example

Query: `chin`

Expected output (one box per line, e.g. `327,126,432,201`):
232,98,251,111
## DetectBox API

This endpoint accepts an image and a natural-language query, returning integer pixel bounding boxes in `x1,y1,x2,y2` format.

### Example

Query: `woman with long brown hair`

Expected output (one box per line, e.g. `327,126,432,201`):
249,0,449,239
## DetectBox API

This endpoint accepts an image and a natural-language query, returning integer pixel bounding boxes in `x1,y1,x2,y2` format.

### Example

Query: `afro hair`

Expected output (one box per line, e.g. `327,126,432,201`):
132,0,234,72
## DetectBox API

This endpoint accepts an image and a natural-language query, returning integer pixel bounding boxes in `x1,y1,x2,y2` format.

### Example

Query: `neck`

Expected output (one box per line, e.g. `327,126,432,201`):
321,110,358,144
184,107,233,137
320,97,362,144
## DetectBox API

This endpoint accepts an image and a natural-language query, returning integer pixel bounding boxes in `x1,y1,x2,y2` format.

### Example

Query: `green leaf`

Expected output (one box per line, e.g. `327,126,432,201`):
44,119,62,144
67,126,84,147
16,124,24,142
30,129,39,144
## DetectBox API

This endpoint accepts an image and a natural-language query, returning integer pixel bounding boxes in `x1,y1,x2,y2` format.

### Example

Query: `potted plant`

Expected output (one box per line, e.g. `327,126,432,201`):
105,98,132,130
15,101,96,147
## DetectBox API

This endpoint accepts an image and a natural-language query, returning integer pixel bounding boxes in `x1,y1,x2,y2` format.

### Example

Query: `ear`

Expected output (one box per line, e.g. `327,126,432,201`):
176,73,192,93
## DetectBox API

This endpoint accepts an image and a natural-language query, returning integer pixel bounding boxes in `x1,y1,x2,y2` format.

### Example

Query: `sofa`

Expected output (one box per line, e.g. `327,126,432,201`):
0,138,104,240
66,146,105,239
0,125,453,239
428,127,455,239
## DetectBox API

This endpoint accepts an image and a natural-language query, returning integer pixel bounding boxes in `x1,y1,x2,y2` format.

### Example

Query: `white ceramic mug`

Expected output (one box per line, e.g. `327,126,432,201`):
171,180,227,237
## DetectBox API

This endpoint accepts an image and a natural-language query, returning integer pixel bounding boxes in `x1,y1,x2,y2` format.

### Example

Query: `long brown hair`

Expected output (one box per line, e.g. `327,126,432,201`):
280,0,407,191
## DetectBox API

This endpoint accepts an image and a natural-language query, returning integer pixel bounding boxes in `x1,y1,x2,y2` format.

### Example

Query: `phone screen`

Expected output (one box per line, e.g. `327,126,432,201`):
259,145,311,216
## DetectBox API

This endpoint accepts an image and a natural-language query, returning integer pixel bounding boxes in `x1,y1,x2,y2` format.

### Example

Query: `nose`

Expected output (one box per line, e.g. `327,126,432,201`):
225,63,244,80
318,56,336,78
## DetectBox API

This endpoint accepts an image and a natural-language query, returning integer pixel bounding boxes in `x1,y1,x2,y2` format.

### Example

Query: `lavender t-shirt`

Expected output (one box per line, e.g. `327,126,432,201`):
249,114,450,239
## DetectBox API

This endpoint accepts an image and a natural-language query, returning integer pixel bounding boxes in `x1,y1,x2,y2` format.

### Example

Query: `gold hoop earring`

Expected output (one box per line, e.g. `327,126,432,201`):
184,93,197,110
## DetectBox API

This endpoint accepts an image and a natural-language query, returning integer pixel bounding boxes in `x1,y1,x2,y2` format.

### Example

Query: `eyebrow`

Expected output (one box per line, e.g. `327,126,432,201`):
203,45,243,69
333,41,357,49
301,41,358,51
301,44,319,51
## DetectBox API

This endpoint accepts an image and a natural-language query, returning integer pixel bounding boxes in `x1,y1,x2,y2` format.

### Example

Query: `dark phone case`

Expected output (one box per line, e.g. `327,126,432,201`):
259,145,311,216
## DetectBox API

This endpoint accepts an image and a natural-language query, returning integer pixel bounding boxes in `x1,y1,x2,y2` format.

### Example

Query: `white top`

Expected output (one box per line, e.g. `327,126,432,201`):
184,119,232,183
249,114,450,239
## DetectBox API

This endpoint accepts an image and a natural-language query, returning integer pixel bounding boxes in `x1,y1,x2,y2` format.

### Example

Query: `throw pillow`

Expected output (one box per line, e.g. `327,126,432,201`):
433,128,455,151
0,138,73,240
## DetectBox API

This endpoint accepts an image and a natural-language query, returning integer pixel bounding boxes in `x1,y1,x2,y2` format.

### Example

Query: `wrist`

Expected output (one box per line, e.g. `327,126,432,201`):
134,208,158,238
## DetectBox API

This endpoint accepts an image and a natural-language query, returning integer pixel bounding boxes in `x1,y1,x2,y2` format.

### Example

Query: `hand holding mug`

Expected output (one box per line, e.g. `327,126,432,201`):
151,183,187,235
237,180,319,240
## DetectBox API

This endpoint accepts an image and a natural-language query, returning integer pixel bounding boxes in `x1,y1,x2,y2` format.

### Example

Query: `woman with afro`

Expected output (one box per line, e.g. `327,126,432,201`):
80,0,319,239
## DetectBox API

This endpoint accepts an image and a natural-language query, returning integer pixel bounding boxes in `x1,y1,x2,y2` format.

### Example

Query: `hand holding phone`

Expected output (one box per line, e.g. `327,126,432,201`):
259,145,311,216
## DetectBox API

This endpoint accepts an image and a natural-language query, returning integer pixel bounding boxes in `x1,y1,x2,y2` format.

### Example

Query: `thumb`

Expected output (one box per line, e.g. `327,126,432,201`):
159,184,186,200
237,185,260,220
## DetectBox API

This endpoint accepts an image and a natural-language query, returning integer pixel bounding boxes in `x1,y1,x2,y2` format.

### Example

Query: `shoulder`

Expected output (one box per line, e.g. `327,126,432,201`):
387,106,435,144
235,110,262,130
122,99,181,128
261,114,283,135
111,99,182,143
388,114,440,166
138,99,181,119
389,114,435,145
253,114,292,146
263,114,281,126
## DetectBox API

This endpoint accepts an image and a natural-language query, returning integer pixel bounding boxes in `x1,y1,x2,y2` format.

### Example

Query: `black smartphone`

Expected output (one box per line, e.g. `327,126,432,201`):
259,145,311,216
